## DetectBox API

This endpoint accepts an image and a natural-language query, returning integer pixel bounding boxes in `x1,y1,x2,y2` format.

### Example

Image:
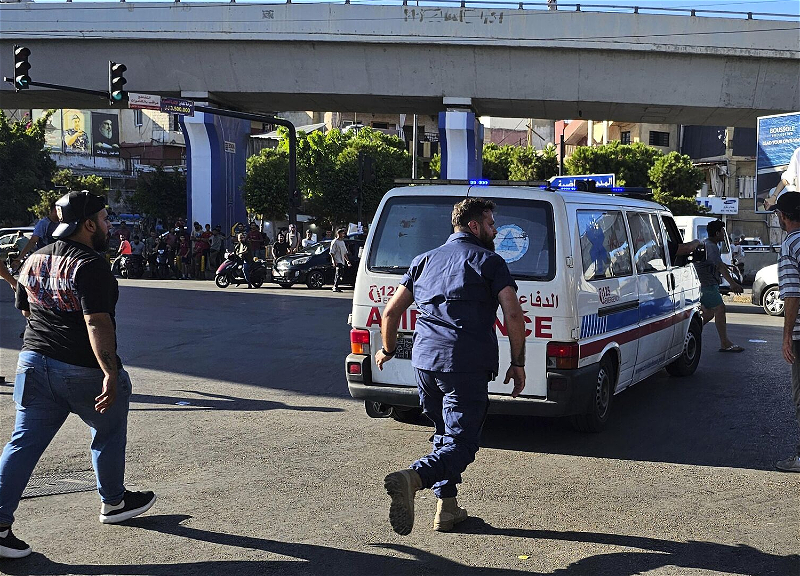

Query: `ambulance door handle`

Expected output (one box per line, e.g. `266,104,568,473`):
668,272,675,291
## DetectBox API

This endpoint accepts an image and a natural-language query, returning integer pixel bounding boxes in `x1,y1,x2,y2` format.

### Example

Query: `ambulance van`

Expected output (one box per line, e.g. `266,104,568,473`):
345,185,703,431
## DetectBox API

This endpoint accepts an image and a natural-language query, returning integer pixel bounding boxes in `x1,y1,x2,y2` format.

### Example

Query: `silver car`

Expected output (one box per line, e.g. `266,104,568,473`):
751,263,783,316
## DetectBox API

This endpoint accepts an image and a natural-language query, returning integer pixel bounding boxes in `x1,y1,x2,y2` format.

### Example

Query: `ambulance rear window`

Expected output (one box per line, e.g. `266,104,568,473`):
367,196,555,280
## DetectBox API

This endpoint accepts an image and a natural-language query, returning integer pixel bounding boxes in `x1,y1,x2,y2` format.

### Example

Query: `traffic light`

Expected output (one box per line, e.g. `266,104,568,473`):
108,61,127,105
359,153,376,185
13,46,31,91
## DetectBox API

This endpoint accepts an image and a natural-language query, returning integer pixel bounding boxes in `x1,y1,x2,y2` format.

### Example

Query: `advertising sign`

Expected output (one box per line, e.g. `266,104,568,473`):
756,112,800,212
33,109,62,152
62,109,90,154
128,92,161,110
160,97,194,117
696,197,739,215
91,112,120,157
550,173,616,188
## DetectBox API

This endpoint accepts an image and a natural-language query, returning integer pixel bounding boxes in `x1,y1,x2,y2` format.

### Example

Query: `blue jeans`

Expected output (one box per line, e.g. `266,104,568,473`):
0,352,131,525
411,369,490,499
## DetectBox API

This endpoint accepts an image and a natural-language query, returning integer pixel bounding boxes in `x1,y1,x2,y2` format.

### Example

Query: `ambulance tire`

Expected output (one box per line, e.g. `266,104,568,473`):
570,356,615,433
666,318,702,377
365,400,393,419
390,406,423,424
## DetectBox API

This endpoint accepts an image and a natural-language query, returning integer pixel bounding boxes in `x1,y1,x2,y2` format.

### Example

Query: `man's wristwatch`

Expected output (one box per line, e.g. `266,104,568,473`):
381,347,396,356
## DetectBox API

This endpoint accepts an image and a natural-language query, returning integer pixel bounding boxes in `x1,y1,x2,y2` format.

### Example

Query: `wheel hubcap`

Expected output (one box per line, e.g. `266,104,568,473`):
595,369,610,418
684,331,697,362
765,292,783,314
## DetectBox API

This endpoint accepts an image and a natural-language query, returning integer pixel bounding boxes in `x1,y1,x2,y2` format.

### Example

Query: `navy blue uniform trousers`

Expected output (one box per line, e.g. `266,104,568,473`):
410,368,490,498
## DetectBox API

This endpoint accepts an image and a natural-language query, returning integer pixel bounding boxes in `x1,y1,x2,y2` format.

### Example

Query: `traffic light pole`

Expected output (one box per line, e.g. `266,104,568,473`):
2,78,109,99
193,105,298,227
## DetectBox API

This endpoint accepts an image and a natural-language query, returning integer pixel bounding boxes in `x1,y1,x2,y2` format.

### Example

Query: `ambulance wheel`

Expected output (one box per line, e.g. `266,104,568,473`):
365,401,393,419
570,356,614,433
666,318,702,377
390,406,423,423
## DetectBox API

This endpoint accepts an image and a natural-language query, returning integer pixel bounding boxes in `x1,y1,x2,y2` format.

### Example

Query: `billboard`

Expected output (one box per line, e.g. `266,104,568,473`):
756,112,800,212
91,112,120,156
32,110,62,151
62,109,90,154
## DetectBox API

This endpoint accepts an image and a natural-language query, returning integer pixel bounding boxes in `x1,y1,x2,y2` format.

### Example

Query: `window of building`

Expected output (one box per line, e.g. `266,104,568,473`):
577,210,632,281
649,131,670,147
620,131,631,145
371,122,391,130
134,109,143,127
171,114,181,132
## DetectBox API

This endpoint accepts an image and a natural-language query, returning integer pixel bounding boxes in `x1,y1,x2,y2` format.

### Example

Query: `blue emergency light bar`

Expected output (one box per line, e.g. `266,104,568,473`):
469,179,490,185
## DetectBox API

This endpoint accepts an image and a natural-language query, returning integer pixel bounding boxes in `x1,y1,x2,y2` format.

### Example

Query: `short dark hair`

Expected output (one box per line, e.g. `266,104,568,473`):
452,197,496,229
336,228,346,235
707,219,725,238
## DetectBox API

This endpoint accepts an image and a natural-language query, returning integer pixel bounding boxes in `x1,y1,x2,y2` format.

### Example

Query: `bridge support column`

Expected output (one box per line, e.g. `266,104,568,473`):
438,105,483,180
180,101,250,233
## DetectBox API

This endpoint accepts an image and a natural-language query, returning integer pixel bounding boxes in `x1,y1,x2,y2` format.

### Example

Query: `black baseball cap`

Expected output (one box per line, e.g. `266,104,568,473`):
52,191,107,239
772,191,800,216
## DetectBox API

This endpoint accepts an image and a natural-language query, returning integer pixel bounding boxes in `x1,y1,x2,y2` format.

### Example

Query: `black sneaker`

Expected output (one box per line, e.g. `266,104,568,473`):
99,490,156,524
0,526,31,559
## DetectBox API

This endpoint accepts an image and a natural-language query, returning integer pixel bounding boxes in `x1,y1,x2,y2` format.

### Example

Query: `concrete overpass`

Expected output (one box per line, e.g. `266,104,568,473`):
0,2,798,127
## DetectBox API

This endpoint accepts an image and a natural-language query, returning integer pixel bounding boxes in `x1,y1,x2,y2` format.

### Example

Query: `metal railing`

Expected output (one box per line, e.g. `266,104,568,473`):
22,0,800,20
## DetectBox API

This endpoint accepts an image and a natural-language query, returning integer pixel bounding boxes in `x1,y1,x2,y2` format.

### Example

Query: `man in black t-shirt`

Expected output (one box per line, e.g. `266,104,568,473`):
0,191,156,560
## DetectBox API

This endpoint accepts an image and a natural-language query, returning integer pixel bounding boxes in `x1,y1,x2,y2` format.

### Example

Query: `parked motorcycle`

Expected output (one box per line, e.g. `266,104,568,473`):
119,254,145,279
215,253,266,288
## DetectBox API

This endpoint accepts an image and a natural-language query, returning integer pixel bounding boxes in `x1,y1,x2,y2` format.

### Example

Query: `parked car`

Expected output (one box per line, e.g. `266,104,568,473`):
272,239,364,289
0,228,34,262
752,263,783,316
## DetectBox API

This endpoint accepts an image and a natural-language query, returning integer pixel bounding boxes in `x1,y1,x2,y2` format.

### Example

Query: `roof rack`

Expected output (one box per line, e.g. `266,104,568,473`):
394,179,548,186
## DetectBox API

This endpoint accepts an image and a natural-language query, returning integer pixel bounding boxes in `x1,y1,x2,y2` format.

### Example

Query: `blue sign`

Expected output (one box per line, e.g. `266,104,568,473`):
756,112,800,212
550,173,616,189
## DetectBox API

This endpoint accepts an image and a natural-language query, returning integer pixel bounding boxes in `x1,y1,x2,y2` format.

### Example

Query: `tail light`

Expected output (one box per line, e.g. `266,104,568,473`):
351,329,371,355
546,342,579,370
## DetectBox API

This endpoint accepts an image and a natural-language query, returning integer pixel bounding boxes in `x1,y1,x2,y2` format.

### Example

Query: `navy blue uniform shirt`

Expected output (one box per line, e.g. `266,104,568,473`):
400,232,517,375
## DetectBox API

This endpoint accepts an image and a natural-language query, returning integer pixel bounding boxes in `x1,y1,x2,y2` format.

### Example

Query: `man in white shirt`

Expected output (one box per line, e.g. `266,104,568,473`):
329,228,351,292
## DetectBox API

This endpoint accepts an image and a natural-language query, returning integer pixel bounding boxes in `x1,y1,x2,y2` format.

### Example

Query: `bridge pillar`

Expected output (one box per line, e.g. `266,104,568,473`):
180,100,249,233
438,105,484,180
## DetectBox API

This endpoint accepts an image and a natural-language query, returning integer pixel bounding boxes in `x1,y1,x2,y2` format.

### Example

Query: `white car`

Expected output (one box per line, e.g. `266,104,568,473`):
752,263,782,316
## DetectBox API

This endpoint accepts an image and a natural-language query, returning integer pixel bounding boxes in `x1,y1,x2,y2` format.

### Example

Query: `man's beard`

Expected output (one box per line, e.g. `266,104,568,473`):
91,226,110,251
478,229,495,251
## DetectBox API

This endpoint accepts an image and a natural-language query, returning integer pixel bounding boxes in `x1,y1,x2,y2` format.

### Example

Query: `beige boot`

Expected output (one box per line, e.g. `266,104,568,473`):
433,497,468,532
384,469,423,535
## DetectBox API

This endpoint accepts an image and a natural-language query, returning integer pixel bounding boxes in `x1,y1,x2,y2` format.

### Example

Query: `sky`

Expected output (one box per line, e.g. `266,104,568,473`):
28,0,800,16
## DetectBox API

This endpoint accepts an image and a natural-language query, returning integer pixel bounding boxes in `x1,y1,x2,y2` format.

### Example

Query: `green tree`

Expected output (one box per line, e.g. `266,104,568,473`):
29,169,110,218
566,141,662,186
129,166,187,224
482,143,516,180
649,151,707,215
243,148,290,221
509,144,559,181
0,110,57,225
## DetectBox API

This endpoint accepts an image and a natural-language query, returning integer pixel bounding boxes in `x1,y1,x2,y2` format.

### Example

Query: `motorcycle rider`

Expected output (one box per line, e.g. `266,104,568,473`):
234,233,254,289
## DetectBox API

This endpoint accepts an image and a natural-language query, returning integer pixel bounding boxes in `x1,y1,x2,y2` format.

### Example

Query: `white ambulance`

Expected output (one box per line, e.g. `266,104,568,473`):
345,185,703,431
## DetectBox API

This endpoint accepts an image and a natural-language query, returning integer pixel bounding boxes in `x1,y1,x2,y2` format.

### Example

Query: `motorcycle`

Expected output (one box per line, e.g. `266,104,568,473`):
119,254,145,279
154,249,173,279
215,252,266,288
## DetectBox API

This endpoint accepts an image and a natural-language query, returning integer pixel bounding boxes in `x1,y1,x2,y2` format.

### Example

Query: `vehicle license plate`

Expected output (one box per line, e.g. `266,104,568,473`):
395,334,413,360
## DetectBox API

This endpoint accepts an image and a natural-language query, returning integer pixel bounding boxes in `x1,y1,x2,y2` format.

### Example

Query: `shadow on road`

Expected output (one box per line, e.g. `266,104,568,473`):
130,390,342,413
4,514,795,576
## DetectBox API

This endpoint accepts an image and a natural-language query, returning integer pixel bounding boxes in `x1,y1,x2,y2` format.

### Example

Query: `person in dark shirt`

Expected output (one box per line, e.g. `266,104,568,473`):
0,191,155,560
376,197,526,535
272,233,290,259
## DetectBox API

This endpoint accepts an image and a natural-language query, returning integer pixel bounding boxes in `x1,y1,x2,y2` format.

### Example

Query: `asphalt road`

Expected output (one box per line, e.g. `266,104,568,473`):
0,279,797,576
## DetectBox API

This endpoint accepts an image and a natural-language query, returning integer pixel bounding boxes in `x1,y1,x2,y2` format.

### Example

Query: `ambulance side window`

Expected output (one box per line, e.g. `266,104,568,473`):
628,211,667,273
577,210,633,281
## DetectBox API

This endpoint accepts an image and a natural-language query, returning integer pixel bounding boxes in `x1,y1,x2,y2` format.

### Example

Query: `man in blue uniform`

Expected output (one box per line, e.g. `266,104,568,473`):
376,197,526,535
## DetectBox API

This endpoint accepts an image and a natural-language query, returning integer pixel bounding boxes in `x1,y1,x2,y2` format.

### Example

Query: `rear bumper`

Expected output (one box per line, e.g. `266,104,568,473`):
751,276,767,306
345,354,598,417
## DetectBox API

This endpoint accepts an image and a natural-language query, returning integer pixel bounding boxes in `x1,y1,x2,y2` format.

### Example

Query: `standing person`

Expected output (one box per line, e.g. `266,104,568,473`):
287,224,301,254
209,226,225,270
272,234,290,260
376,198,526,535
234,232,253,289
177,235,191,279
731,235,746,278
11,202,59,269
144,231,159,278
247,223,265,260
0,191,155,560
201,224,213,270
329,229,351,293
694,219,745,352
774,193,800,472
301,230,315,249
323,230,333,242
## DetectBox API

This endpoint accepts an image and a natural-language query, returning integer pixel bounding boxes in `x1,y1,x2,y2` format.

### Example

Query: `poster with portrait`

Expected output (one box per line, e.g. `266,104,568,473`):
32,109,62,152
756,112,800,212
62,109,90,154
91,112,120,157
